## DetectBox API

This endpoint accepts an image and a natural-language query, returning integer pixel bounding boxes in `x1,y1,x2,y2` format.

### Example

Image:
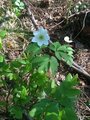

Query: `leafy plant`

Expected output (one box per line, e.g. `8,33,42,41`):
12,0,25,16
29,74,80,120
69,1,90,15
0,30,7,39
49,42,74,66
0,26,80,120
14,0,25,10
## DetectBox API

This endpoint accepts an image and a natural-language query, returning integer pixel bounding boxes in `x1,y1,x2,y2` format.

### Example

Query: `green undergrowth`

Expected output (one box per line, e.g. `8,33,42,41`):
0,30,80,120
0,0,81,120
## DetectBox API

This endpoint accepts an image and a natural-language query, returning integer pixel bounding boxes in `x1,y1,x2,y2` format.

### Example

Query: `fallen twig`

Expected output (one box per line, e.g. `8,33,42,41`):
23,0,39,30
73,10,88,40
72,61,90,80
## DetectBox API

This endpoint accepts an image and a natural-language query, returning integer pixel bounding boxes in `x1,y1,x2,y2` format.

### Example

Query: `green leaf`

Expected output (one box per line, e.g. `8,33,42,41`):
59,110,63,120
29,108,37,117
7,73,14,80
0,37,2,49
55,51,62,60
29,99,51,118
60,97,75,107
59,74,80,97
9,106,23,119
15,1,20,6
20,86,28,99
65,74,79,86
21,63,32,74
65,73,72,81
19,2,25,9
45,112,58,120
29,99,59,120
0,55,4,62
33,55,50,72
15,86,28,100
49,42,74,66
49,42,61,52
45,102,59,113
57,45,67,51
58,52,73,66
51,79,57,89
32,55,49,64
50,56,59,74
33,55,58,74
17,59,27,64
11,60,22,68
31,72,48,86
53,73,80,103
61,108,78,120
26,43,41,55
13,7,21,16
0,30,6,38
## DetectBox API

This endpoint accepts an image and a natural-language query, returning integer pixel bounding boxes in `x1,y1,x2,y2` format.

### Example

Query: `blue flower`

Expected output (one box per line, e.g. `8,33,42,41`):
32,27,50,47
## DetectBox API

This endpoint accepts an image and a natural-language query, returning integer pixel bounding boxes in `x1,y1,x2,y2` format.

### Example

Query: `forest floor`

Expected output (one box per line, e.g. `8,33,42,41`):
0,0,90,120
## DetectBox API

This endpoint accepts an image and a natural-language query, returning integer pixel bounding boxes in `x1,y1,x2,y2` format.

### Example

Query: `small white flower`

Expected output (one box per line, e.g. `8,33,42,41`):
32,27,50,47
64,36,73,43
78,1,82,5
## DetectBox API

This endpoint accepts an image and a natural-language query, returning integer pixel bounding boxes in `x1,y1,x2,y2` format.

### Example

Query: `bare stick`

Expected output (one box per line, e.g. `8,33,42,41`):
23,0,39,30
73,11,88,40
62,60,90,80
72,61,90,79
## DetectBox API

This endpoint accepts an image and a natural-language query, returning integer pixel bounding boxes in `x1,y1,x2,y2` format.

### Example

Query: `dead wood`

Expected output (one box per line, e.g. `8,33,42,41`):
72,61,90,80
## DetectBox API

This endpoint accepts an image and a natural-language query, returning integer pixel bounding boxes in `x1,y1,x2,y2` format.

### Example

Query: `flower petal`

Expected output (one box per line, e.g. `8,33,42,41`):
32,37,37,42
32,27,50,47
37,41,43,46
45,34,50,41
33,31,39,36
39,27,47,34
43,40,49,45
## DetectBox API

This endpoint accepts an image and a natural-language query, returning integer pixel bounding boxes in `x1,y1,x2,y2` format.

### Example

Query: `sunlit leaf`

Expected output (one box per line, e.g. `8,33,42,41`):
0,55,3,62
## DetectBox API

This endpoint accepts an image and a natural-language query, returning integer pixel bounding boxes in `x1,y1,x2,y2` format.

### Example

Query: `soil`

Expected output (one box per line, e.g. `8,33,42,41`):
0,0,90,120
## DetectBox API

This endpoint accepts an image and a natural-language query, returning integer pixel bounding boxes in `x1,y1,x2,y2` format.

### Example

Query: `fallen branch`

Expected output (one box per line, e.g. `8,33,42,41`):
23,0,90,81
23,0,39,30
72,61,90,80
